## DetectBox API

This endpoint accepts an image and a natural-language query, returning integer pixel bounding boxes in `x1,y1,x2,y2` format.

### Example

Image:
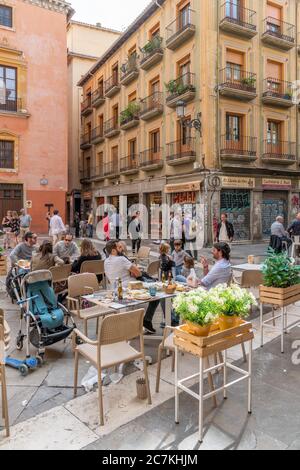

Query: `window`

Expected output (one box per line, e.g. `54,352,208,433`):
226,0,242,20
128,138,137,156
267,121,281,144
97,152,103,169
111,146,118,165
0,5,12,28
150,129,160,153
150,77,160,95
149,23,160,39
226,114,242,141
266,3,282,34
113,105,118,126
112,63,119,85
98,78,104,95
0,65,17,111
128,91,137,103
225,50,244,81
177,2,191,29
98,114,104,133
84,157,91,178
0,140,14,169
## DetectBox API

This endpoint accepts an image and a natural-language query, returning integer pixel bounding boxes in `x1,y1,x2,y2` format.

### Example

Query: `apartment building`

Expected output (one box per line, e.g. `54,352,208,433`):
67,20,120,224
0,0,73,233
78,0,300,243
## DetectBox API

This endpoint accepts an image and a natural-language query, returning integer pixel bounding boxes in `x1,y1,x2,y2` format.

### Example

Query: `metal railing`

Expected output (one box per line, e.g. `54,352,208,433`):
140,147,163,167
91,87,104,104
220,2,257,31
80,132,92,147
104,161,119,176
219,67,257,91
91,126,104,141
166,8,195,41
91,166,104,178
120,56,138,80
139,91,163,115
263,17,295,43
120,155,139,172
80,168,91,181
81,96,92,113
166,72,196,100
166,137,196,161
220,135,257,157
0,98,22,113
104,74,119,94
104,117,119,134
262,78,293,100
140,36,163,63
262,140,296,161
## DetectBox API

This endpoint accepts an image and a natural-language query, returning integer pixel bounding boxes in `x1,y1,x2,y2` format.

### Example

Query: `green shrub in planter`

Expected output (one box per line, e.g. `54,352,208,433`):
262,249,300,288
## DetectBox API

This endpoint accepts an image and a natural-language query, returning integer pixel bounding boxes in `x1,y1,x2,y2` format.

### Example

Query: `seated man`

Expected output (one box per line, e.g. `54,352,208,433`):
270,216,292,252
288,213,300,238
53,233,80,263
10,232,38,265
104,240,160,334
196,243,232,290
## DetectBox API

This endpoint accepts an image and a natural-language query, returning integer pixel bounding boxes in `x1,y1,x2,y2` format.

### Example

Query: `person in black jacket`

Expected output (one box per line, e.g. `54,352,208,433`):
71,239,102,282
216,213,234,243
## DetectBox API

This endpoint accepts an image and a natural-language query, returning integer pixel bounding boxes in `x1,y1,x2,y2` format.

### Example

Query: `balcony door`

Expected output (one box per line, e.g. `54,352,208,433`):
178,57,191,87
113,105,119,128
226,114,243,152
177,2,191,30
0,66,17,111
266,3,282,34
266,61,283,95
177,119,192,154
267,120,282,155
226,50,244,83
84,157,91,179
111,146,118,170
226,0,244,21
149,129,160,161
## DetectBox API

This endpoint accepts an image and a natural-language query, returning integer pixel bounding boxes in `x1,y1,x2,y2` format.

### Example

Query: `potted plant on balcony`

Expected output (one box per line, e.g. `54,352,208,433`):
141,36,163,56
210,284,257,331
260,249,300,307
241,76,256,89
173,289,219,337
120,102,140,125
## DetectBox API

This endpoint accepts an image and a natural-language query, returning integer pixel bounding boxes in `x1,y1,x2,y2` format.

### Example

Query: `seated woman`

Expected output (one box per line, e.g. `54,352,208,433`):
71,239,102,281
31,240,64,271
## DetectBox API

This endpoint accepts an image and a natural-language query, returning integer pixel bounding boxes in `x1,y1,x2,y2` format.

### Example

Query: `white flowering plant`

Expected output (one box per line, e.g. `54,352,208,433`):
209,284,257,318
173,288,220,326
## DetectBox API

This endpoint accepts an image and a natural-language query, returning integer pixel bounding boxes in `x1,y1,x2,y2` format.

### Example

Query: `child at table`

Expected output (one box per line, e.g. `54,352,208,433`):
176,255,195,283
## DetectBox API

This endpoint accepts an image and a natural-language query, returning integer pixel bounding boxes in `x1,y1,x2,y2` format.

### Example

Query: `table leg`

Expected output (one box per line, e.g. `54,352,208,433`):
175,346,179,424
281,307,284,354
260,303,264,348
165,297,172,328
223,349,227,400
248,340,253,414
199,357,204,444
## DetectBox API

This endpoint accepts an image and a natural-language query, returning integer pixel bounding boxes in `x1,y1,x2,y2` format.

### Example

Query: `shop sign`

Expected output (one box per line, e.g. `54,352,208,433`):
221,177,255,189
262,178,292,190
25,200,32,209
172,192,197,205
83,192,92,200
165,181,202,194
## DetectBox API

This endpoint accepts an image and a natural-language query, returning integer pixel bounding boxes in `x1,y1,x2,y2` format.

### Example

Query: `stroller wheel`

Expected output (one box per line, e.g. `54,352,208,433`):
19,364,29,377
36,355,44,367
16,336,24,351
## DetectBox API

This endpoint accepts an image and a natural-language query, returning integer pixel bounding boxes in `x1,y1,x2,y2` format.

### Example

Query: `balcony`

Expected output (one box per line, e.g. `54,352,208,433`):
91,88,105,108
262,17,295,51
166,8,196,50
219,68,257,101
166,137,196,166
140,36,164,70
80,168,92,183
166,72,196,108
104,75,121,98
219,2,257,39
0,98,29,117
120,103,140,130
80,133,92,150
120,155,139,174
262,140,296,166
262,79,294,108
140,148,164,171
139,92,164,121
104,117,120,139
120,55,139,86
220,135,257,163
104,161,119,178
91,166,105,181
81,97,93,116
91,126,105,145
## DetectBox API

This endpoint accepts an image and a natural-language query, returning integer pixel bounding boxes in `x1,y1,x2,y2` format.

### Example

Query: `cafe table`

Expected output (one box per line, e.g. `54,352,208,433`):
232,263,262,273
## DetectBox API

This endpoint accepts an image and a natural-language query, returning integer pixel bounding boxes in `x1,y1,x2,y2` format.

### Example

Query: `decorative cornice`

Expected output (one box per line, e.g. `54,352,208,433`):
22,0,74,19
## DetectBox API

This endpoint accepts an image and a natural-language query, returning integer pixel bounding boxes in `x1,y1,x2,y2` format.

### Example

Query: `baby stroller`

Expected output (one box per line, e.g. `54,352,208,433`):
13,270,75,371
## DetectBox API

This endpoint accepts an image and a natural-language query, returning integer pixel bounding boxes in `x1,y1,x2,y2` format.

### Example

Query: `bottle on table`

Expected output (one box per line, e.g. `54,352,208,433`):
168,271,172,286
113,278,119,301
118,277,123,301
161,272,166,284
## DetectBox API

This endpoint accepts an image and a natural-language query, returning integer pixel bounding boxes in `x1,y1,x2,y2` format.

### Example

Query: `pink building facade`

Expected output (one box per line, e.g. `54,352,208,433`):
0,0,73,233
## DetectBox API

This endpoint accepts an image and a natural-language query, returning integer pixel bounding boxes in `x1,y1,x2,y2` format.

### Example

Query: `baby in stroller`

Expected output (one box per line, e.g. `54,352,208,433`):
16,270,75,366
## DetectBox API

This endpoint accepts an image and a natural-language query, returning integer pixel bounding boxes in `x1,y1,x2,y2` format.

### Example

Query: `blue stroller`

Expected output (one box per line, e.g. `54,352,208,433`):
6,270,75,375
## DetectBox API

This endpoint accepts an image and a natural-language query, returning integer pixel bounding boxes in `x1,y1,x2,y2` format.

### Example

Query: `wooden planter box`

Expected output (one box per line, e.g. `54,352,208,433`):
259,284,300,307
174,321,254,358
0,255,7,276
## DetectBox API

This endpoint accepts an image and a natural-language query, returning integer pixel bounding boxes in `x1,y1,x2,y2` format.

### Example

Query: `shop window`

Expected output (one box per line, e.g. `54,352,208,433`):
0,5,12,28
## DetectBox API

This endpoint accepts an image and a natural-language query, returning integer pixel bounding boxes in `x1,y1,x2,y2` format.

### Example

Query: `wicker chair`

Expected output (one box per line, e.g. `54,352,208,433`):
67,273,111,336
129,247,151,266
0,309,9,437
146,260,160,278
73,308,151,426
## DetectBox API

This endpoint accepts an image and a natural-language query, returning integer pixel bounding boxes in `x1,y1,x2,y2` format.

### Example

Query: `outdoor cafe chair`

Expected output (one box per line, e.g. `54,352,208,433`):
0,309,9,437
73,308,152,426
67,273,111,336
146,260,160,279
129,247,151,266
50,264,72,295
80,259,106,288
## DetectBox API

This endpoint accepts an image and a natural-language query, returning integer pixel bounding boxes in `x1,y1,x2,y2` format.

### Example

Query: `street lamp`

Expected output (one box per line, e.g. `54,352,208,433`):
176,100,202,136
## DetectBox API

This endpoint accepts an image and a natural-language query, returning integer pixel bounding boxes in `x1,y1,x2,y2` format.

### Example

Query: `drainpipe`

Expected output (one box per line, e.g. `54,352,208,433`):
154,0,163,9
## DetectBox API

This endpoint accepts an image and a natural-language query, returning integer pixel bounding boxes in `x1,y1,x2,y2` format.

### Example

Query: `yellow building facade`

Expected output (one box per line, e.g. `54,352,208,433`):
78,0,300,243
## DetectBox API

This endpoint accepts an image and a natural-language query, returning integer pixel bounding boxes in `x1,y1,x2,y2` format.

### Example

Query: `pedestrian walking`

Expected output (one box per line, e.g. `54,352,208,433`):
2,210,12,249
215,213,234,244
49,209,66,245
10,211,20,247
19,208,32,240
111,211,121,240
129,211,142,254
87,212,94,238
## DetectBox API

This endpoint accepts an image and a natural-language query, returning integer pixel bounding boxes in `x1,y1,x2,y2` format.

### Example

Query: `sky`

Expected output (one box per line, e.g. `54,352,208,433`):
70,0,151,31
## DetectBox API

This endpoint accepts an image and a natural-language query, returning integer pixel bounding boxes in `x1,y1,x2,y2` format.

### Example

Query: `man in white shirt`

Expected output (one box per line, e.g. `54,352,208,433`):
104,240,141,288
50,210,66,245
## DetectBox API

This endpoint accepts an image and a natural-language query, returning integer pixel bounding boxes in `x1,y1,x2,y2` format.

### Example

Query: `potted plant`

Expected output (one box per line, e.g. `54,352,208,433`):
260,249,300,306
173,289,219,336
120,102,140,125
165,79,178,95
210,284,257,331
241,76,256,88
